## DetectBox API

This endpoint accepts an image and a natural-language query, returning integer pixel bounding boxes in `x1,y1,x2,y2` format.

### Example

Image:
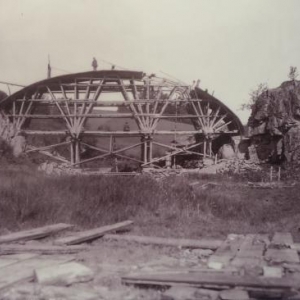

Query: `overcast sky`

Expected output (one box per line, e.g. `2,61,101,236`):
1,0,300,123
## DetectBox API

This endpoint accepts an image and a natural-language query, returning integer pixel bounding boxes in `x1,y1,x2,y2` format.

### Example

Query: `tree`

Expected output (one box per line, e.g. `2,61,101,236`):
288,66,298,81
240,83,268,111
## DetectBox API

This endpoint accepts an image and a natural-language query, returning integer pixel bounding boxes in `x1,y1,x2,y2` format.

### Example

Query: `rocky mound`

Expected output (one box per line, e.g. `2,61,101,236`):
247,80,300,163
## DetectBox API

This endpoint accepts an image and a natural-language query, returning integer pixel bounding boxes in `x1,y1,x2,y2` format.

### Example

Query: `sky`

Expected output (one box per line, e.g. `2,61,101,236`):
0,0,300,123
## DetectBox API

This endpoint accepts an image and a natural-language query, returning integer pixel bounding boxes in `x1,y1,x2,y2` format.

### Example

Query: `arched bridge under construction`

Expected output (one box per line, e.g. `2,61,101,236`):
0,70,243,171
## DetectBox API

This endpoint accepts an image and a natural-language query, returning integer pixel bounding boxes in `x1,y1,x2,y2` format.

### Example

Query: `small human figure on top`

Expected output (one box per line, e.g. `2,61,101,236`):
92,57,98,71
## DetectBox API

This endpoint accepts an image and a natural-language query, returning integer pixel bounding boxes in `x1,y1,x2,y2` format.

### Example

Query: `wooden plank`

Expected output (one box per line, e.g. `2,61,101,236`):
231,234,265,267
122,271,299,290
265,248,299,263
54,220,133,245
0,256,74,291
0,244,87,255
208,234,245,268
0,224,73,244
102,234,223,250
271,232,294,247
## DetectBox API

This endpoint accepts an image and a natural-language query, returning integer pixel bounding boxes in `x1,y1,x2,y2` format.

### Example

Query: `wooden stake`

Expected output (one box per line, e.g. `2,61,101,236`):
270,166,273,182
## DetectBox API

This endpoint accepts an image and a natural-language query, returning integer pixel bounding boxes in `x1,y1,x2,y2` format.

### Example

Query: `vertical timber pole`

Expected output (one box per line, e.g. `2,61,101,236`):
70,139,75,165
75,137,80,166
148,136,153,166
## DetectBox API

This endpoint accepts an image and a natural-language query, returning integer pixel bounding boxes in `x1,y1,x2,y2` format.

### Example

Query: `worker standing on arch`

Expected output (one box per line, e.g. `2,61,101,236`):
92,57,98,71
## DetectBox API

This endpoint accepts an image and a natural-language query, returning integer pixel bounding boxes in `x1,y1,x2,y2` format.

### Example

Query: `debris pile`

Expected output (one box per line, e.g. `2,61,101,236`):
216,159,262,174
38,161,81,176
142,168,182,180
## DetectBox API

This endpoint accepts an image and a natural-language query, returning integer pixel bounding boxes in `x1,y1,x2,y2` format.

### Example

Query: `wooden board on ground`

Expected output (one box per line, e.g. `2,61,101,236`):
0,253,39,269
103,234,223,250
0,223,73,244
271,232,294,247
265,248,300,263
54,220,133,245
208,234,245,269
0,255,74,291
231,234,265,268
122,271,299,290
0,244,87,255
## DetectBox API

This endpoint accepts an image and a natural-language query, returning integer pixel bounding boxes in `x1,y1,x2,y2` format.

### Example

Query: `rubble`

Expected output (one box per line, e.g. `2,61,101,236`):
38,161,82,176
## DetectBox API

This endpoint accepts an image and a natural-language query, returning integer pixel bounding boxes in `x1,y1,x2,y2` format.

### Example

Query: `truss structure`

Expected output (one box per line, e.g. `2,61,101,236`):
0,70,243,170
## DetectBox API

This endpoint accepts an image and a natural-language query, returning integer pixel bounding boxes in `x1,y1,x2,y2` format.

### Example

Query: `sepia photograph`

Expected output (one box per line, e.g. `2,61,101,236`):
0,0,300,299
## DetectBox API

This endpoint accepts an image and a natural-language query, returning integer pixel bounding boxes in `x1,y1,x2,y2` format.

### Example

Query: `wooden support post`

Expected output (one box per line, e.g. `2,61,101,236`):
203,140,207,159
144,138,148,164
140,136,148,165
270,166,273,182
75,138,80,165
70,140,75,164
278,166,281,181
148,136,153,165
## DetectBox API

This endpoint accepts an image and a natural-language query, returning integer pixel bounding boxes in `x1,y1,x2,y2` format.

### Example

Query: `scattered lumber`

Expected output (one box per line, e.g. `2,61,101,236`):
0,223,73,244
54,220,133,245
122,271,299,290
103,234,223,250
0,256,74,291
35,262,94,286
0,244,87,255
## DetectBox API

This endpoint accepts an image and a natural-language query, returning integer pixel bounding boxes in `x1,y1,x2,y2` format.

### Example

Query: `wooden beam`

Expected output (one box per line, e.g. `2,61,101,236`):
103,234,223,250
0,223,73,244
15,99,205,105
25,141,71,153
122,271,299,290
7,113,221,119
0,244,87,255
26,145,70,163
22,129,239,136
54,220,133,245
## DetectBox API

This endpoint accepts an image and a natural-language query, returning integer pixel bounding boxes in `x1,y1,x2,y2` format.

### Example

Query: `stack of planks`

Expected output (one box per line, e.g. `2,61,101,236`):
122,232,300,300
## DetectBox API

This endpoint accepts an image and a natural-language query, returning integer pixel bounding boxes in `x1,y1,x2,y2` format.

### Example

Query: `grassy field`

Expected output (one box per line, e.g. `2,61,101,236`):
1,156,300,241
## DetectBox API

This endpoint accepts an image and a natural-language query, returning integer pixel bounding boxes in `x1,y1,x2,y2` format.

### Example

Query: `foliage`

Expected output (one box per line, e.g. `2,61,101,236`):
240,83,268,111
288,66,299,81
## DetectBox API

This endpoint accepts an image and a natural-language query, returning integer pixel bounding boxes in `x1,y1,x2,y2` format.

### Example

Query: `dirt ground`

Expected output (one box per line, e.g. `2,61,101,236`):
1,237,204,300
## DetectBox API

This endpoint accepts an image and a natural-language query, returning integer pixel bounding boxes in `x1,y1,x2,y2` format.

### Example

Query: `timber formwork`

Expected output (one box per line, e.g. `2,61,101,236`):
0,70,243,170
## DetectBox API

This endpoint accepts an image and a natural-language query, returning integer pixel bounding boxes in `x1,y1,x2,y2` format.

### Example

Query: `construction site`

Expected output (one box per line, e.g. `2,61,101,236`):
0,67,300,299
1,1,300,299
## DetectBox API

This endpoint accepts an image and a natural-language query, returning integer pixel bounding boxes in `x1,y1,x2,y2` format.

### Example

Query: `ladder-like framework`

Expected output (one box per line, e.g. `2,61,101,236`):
0,70,243,170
